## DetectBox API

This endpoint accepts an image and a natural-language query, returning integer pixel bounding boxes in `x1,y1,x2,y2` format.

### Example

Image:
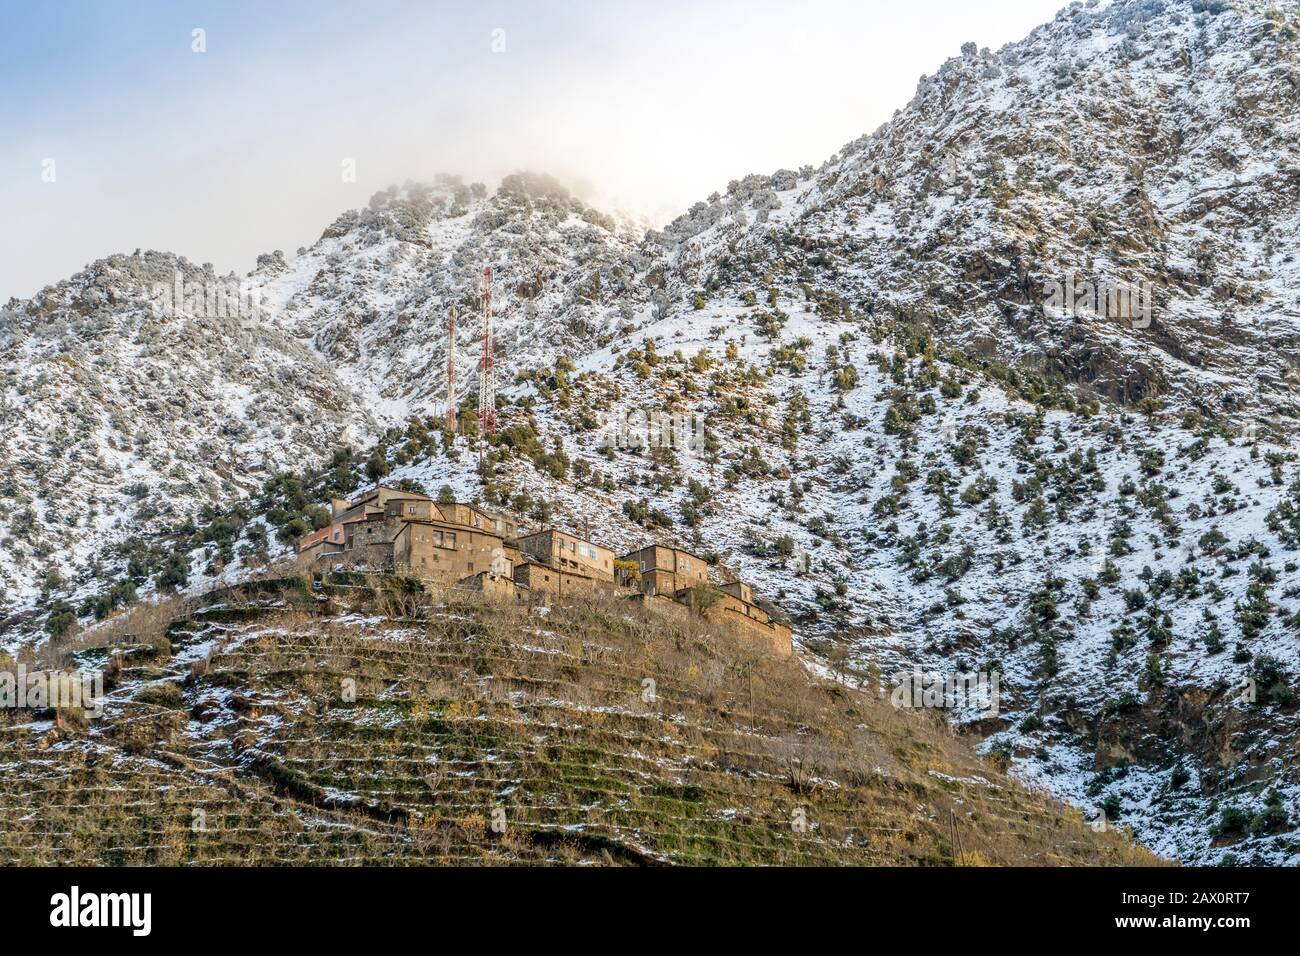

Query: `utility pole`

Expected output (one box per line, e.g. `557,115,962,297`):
478,265,497,439
446,303,458,433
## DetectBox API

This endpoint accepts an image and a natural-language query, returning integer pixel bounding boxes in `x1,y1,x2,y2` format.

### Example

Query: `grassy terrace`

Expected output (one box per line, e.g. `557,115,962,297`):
0,574,1161,866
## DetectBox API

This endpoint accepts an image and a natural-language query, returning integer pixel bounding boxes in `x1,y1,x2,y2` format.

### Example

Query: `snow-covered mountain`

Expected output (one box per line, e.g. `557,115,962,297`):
652,0,1300,421
0,172,645,613
249,172,649,417
0,251,377,613
2,0,1298,864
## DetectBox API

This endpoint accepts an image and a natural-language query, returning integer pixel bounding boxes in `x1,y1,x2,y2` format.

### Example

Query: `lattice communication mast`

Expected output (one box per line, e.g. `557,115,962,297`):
445,303,458,433
477,265,497,436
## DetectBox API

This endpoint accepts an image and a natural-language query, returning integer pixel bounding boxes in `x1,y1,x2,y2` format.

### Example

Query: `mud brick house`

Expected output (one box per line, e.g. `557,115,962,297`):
720,580,753,603
440,501,522,540
713,581,793,656
512,527,621,597
318,487,520,539
620,544,793,656
298,486,517,586
515,528,616,581
621,544,709,596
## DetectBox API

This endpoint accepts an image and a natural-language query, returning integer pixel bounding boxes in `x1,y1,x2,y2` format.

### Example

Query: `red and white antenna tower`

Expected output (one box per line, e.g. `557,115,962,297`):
446,303,458,433
477,265,497,437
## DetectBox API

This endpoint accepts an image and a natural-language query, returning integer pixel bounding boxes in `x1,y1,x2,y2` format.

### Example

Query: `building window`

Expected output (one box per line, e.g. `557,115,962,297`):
446,532,457,548
408,506,417,514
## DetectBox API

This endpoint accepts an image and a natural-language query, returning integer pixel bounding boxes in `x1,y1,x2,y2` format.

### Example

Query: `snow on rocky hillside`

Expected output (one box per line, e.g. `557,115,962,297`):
2,0,1298,864
649,0,1300,421
460,279,1300,865
0,252,377,613
249,173,648,418
0,173,643,612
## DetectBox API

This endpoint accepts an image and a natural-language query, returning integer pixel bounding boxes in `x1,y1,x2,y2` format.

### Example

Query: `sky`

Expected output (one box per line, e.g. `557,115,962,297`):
0,0,1072,302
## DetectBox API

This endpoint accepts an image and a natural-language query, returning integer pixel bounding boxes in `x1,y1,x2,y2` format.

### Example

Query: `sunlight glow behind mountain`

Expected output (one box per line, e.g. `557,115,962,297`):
0,0,1071,300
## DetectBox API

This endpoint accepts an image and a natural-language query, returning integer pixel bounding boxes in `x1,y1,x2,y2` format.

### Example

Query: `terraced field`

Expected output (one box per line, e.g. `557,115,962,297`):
0,576,1160,865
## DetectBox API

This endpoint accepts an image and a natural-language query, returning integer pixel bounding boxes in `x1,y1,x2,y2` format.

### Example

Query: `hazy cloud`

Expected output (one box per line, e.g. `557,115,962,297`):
0,0,1066,301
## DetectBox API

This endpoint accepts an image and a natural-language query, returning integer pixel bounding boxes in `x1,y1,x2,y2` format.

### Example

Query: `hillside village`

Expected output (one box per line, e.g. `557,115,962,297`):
296,484,794,655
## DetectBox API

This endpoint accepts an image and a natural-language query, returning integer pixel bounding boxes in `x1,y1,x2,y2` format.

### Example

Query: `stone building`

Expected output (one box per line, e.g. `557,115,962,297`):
298,486,517,586
621,544,709,596
711,581,793,656
620,544,793,656
513,561,622,598
516,528,616,581
297,485,793,656
459,569,521,601
321,487,520,539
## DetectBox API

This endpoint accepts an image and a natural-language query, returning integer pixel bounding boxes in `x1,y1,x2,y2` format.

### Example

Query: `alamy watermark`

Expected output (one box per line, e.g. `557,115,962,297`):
1043,276,1153,329
0,665,104,718
50,886,151,936
889,667,1001,718
597,408,706,456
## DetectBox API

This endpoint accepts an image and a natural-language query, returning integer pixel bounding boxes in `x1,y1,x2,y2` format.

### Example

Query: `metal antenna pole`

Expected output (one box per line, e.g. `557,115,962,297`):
478,265,496,438
447,303,458,433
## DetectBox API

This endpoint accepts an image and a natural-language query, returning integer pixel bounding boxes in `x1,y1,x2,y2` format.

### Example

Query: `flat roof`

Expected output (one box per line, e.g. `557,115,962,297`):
350,511,502,536
518,526,609,549
622,542,708,562
341,484,432,502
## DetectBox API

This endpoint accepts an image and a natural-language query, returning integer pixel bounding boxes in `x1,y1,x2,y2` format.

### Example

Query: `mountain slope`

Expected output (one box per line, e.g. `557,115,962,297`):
0,252,376,613
251,172,647,417
0,173,644,611
0,575,1157,866
651,0,1300,420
